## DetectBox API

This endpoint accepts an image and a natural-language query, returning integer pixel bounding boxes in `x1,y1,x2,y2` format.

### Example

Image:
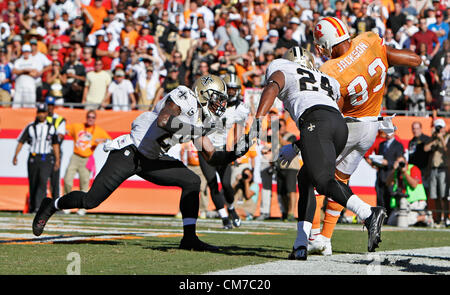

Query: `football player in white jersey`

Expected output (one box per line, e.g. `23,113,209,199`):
253,46,387,260
32,75,253,251
198,73,250,229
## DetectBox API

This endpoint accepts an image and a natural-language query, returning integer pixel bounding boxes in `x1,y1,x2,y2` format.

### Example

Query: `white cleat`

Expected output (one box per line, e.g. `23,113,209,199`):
321,240,332,256
307,234,326,254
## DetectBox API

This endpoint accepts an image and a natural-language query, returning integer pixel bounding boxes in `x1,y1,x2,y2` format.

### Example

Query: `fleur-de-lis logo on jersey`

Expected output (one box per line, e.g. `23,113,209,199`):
314,24,324,39
307,123,315,132
201,75,213,86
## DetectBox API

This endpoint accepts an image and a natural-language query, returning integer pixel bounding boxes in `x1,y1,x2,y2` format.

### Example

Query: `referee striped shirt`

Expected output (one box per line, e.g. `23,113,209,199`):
17,119,59,155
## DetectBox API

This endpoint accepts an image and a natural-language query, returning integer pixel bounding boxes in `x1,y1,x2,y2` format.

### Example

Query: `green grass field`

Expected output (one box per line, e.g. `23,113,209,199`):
0,212,449,275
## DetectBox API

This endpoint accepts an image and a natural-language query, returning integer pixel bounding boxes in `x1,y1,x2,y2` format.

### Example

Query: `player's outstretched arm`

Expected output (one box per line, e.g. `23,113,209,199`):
386,46,421,68
198,132,255,166
256,70,285,120
156,98,182,130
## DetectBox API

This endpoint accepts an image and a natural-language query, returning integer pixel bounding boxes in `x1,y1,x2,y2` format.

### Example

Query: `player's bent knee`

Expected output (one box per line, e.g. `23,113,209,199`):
314,176,335,196
181,173,201,191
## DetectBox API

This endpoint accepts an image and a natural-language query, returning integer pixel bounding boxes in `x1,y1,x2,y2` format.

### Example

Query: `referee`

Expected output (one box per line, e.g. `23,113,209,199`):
13,103,60,213
45,96,66,200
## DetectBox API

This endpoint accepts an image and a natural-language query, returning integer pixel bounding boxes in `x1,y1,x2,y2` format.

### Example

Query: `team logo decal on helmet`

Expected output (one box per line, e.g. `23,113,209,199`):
314,17,350,57
200,75,214,86
314,24,324,40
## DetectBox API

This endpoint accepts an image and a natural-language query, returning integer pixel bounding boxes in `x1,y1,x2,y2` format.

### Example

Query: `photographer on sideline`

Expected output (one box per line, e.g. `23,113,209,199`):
277,118,300,222
233,168,260,220
257,108,279,221
386,155,432,226
424,119,450,227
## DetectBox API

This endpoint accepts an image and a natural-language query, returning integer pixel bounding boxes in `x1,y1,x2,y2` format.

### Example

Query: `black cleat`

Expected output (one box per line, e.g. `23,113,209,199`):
222,217,233,229
364,206,387,252
228,208,241,227
32,198,57,236
288,246,307,260
179,236,220,252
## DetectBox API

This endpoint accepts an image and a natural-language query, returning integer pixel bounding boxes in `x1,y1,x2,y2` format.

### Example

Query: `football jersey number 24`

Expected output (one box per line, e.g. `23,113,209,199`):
296,68,336,100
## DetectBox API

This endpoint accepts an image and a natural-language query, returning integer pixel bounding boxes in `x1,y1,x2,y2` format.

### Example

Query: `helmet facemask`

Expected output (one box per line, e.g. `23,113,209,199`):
203,89,228,117
194,74,228,118
226,86,241,106
314,43,332,59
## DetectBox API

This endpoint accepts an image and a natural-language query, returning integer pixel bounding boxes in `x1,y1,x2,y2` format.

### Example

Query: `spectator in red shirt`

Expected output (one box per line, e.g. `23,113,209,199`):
48,25,71,50
2,1,19,24
81,47,95,73
410,17,441,59
47,45,64,66
136,24,154,50
95,30,119,71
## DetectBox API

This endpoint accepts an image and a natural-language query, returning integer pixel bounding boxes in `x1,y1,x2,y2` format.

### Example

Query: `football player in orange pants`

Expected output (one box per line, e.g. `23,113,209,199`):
308,16,421,255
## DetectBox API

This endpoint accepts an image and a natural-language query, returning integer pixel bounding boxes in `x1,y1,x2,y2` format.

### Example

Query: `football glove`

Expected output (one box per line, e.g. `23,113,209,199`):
279,143,300,167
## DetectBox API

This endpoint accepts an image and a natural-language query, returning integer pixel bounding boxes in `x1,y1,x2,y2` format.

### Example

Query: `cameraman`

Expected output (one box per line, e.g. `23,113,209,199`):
257,140,275,221
256,108,279,221
424,119,450,226
233,168,259,220
385,155,432,226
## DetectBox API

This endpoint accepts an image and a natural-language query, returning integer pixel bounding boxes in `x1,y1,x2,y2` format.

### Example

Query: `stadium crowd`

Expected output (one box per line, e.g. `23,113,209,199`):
0,0,448,112
2,0,450,227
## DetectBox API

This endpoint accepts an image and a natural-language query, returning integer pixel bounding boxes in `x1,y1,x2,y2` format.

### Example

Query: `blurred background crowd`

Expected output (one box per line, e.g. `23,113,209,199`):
0,0,448,114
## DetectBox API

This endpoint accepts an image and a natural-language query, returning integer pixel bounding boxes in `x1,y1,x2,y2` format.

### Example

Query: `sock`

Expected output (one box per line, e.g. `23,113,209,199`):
218,208,228,218
183,218,197,239
228,205,235,211
55,191,85,209
54,197,61,210
294,221,312,249
321,199,344,239
260,189,272,215
312,195,325,232
310,228,320,240
346,195,372,220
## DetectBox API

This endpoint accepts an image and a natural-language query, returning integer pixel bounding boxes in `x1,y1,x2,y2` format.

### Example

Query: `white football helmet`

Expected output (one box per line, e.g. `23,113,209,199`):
193,74,228,117
313,17,350,58
282,46,315,69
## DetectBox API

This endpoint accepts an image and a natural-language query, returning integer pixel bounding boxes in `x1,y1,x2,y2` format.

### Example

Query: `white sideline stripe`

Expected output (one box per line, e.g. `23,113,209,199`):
205,246,450,275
